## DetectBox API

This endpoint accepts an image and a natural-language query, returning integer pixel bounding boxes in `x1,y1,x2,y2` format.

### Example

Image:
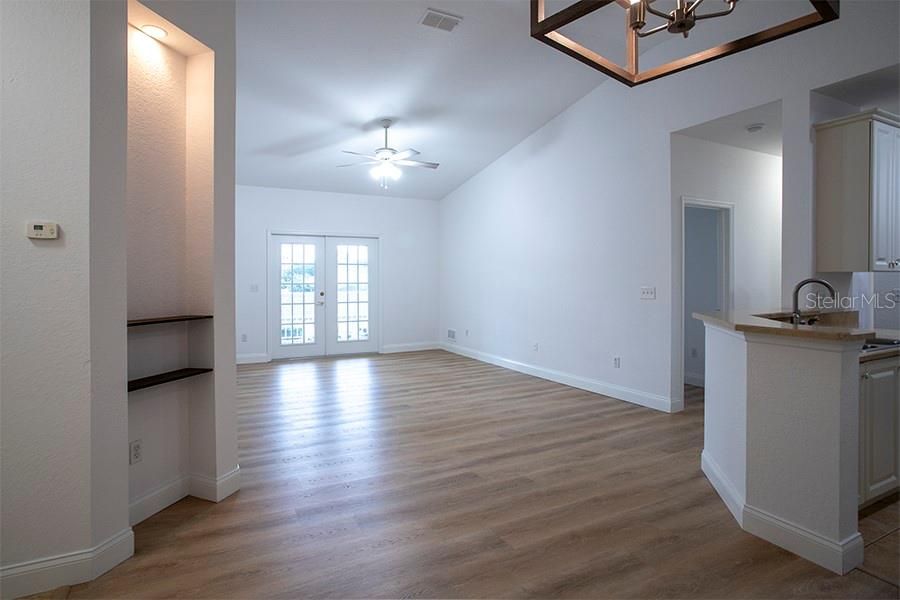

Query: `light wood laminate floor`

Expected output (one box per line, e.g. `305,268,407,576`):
50,351,899,598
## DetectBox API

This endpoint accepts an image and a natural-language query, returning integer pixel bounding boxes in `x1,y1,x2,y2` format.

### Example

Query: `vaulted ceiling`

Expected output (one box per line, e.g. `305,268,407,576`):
236,0,605,200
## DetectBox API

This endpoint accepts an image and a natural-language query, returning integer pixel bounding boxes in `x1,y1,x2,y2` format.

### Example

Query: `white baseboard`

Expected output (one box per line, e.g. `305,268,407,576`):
381,342,439,354
701,449,744,525
90,529,135,579
2,466,240,598
439,343,677,413
237,352,271,364
129,475,191,526
742,504,864,575
0,528,133,599
190,465,241,502
684,371,705,387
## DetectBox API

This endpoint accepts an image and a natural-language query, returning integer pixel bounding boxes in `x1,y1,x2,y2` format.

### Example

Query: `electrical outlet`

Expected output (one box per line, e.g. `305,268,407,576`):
447,328,456,341
613,356,621,369
640,286,656,300
241,333,248,343
532,342,539,351
129,439,143,465
249,284,259,293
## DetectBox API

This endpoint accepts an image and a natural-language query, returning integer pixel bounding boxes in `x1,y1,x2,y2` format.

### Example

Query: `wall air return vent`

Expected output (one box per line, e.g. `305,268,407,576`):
420,8,462,32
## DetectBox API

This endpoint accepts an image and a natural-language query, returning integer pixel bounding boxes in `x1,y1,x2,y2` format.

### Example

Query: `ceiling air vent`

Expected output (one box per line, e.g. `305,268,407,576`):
420,8,462,32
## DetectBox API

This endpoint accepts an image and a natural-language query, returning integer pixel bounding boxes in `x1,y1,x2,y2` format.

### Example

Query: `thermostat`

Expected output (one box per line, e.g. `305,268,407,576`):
27,222,59,239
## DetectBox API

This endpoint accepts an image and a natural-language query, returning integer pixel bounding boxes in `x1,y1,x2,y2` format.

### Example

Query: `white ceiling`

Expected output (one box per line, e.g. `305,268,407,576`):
236,0,607,200
814,65,900,115
675,101,783,157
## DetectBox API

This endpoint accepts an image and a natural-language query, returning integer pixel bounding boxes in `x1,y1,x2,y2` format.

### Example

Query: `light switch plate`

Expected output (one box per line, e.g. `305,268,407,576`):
640,286,656,300
27,222,58,239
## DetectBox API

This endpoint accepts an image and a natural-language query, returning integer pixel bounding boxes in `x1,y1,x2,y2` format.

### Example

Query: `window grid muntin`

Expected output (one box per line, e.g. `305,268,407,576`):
280,243,317,345
336,244,369,342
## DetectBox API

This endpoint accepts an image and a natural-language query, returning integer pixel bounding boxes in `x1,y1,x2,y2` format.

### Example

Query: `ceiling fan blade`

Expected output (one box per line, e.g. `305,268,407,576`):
395,159,439,169
337,161,379,168
391,149,420,161
341,150,378,159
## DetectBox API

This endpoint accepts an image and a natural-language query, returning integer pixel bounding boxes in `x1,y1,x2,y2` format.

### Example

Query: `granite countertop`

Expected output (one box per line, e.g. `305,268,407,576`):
693,309,874,342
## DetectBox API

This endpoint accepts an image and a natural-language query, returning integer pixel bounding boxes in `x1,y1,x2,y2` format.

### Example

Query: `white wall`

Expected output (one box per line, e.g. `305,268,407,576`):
139,0,240,504
125,23,194,517
439,1,898,411
127,25,187,318
1,1,131,596
673,136,783,312
236,185,440,360
0,1,236,596
873,272,900,332
683,207,722,386
1,0,95,567
674,135,783,389
89,0,131,557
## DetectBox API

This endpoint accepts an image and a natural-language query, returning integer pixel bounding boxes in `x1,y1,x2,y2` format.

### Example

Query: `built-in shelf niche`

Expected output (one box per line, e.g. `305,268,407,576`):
126,0,217,525
126,316,214,392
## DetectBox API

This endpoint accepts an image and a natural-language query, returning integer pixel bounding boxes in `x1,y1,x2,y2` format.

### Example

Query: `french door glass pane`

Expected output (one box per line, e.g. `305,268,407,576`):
280,242,317,346
335,244,370,342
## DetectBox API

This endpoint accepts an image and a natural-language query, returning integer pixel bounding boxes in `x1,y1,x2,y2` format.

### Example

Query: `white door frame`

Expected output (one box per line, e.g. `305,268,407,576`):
676,196,735,395
267,230,383,358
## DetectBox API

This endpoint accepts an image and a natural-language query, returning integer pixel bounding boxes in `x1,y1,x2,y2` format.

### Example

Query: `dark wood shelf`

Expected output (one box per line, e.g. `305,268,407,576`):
128,368,213,392
127,315,213,327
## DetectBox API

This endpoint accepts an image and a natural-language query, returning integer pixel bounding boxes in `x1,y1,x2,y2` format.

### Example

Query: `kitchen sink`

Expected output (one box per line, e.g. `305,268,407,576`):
861,339,900,353
759,311,860,327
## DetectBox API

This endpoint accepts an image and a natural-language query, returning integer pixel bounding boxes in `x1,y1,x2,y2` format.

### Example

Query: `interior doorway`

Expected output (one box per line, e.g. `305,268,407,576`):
682,201,733,387
670,100,783,406
269,234,378,359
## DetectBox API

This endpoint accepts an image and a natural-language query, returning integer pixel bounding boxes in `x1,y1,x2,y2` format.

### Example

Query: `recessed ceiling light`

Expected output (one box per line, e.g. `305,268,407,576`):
141,24,167,40
746,123,766,133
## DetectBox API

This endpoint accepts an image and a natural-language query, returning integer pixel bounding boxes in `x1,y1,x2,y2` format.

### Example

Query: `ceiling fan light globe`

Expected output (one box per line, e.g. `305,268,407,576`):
370,163,402,181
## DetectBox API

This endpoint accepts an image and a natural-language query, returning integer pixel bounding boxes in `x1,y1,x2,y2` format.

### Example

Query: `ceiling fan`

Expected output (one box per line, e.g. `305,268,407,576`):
338,119,439,189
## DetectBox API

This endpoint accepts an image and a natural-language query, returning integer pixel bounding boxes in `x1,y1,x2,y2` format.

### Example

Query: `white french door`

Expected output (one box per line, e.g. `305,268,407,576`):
269,234,378,359
324,237,378,355
270,235,326,358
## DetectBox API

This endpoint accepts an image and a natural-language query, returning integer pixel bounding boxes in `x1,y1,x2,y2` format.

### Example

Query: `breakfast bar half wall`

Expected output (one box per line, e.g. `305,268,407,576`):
695,310,872,575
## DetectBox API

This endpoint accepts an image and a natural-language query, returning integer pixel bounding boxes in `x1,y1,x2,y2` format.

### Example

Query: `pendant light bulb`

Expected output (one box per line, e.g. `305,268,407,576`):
369,162,402,183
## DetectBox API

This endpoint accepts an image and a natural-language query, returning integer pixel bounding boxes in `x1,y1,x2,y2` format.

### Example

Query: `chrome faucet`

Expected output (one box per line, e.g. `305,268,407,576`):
791,278,836,325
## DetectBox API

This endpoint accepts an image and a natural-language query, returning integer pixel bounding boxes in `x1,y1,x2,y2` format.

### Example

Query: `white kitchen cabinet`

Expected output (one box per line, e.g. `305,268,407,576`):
815,109,900,273
859,356,900,507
